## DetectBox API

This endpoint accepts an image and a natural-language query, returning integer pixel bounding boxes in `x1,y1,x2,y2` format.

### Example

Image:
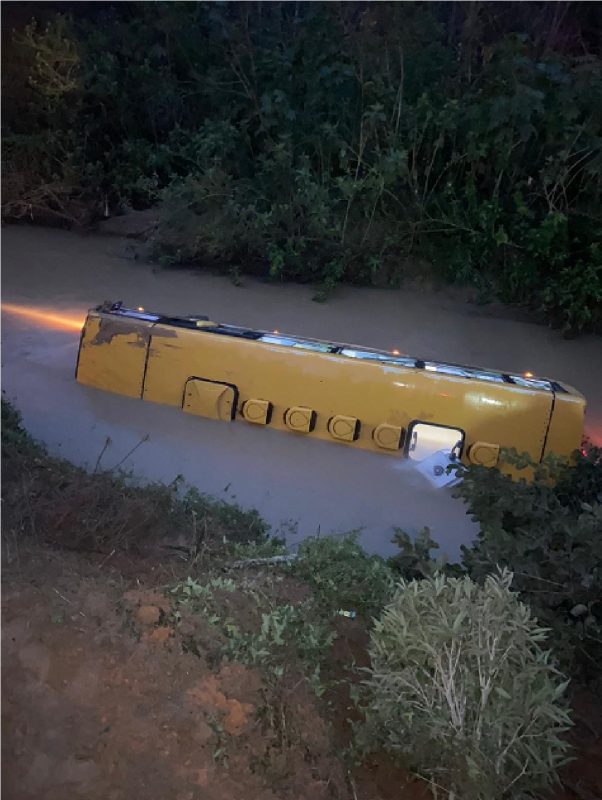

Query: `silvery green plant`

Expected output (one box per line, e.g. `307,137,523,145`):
361,570,572,799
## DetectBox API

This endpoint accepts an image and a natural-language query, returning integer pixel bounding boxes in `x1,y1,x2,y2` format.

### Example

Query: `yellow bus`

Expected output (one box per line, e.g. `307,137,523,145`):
76,302,585,483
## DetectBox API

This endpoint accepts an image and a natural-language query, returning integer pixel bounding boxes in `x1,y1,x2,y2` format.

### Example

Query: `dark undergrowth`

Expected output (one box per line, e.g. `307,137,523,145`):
1,395,269,560
2,3,601,333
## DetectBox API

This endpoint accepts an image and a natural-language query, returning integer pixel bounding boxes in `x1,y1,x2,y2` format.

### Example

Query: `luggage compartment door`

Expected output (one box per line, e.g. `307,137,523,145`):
183,378,237,421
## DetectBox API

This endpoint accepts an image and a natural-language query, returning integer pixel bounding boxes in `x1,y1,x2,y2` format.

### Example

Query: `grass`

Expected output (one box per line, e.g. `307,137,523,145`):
1,396,271,559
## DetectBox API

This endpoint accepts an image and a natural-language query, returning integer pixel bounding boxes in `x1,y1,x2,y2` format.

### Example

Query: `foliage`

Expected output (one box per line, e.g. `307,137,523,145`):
228,536,288,561
170,574,335,693
541,244,602,334
361,570,572,799
176,484,270,549
3,4,601,330
225,602,335,692
292,533,395,618
388,525,456,579
455,447,602,682
1,397,269,555
1,394,40,453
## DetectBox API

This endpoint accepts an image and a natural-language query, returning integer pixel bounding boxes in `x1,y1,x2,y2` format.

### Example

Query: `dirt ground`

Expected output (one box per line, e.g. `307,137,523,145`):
2,546,344,800
1,542,430,800
3,544,602,800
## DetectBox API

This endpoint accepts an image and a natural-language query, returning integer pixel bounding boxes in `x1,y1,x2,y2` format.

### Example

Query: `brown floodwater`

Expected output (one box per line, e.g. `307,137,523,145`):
2,225,601,559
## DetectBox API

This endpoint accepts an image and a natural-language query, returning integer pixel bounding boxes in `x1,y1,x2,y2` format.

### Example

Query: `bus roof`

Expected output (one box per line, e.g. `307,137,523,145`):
97,302,567,395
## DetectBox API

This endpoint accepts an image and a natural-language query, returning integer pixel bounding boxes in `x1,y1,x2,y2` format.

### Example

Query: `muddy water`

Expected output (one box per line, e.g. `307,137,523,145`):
2,226,601,559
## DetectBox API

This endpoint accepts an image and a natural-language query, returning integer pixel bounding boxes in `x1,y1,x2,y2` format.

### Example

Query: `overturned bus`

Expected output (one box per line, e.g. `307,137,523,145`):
75,302,585,483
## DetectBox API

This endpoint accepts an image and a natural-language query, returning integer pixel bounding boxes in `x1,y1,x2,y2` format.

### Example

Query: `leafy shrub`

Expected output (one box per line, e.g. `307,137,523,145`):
170,576,334,692
224,602,335,689
455,448,602,682
292,533,395,618
541,245,602,334
177,485,270,548
388,525,456,579
3,5,601,327
361,570,572,800
1,395,39,453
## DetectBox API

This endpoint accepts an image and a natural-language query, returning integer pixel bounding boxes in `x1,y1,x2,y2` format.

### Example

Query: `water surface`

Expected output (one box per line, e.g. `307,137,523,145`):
3,226,600,558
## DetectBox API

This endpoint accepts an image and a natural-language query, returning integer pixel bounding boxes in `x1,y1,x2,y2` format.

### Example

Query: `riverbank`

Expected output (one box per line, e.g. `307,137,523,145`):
3,399,601,800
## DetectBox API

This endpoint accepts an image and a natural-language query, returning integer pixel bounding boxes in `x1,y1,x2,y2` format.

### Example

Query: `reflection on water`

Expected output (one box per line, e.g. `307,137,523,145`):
2,302,85,332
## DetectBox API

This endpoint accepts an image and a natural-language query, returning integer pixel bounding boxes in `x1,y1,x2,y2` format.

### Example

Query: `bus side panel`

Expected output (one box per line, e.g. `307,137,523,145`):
543,392,585,460
446,381,554,463
142,325,202,407
397,376,554,466
142,325,555,462
76,312,153,399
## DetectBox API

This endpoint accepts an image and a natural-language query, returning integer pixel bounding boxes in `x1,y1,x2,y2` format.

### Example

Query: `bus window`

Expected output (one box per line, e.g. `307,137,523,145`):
340,348,416,368
261,334,298,347
260,334,334,353
509,375,553,391
407,422,464,463
423,362,505,383
292,341,334,353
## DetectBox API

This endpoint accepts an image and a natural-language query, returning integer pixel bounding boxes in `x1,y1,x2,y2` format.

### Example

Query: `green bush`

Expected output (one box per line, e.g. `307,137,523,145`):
455,448,602,682
3,5,601,328
388,525,456,579
170,576,335,692
541,245,602,334
293,533,395,618
1,395,39,453
224,602,335,690
361,570,572,800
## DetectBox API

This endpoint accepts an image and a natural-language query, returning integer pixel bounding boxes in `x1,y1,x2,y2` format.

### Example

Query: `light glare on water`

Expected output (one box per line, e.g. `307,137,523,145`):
2,302,85,333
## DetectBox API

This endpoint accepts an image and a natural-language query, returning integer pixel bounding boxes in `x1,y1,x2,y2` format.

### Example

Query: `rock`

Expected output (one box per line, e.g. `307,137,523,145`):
217,663,262,699
143,626,172,644
186,676,254,737
82,590,112,618
194,767,209,787
135,605,161,626
111,242,154,262
222,698,254,736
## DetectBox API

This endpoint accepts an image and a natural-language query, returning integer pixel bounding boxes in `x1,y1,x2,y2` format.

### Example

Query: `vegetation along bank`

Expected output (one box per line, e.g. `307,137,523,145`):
2,2,601,332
